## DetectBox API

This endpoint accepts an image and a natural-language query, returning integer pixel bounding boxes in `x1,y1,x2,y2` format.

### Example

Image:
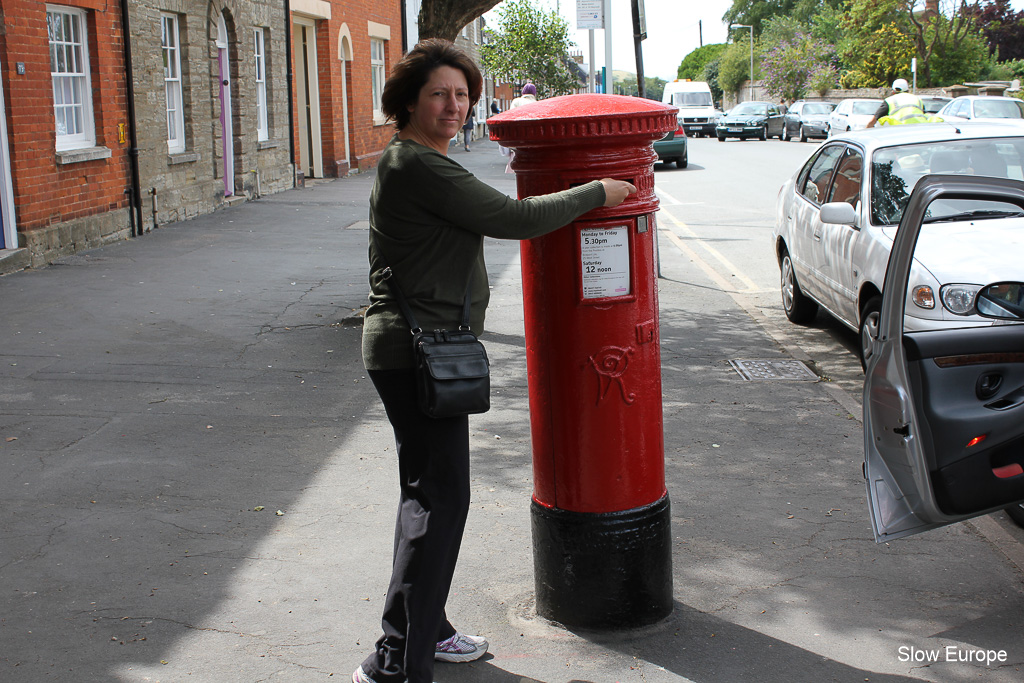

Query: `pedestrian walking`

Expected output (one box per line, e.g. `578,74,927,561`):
509,83,537,110
462,111,475,151
354,38,635,683
503,84,539,171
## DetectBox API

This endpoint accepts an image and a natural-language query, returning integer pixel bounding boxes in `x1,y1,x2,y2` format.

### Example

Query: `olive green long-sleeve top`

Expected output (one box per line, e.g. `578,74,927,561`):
361,136,607,371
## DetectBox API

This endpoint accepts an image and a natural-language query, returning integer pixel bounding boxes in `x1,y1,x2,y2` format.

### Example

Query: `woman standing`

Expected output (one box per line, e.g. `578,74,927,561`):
356,39,635,683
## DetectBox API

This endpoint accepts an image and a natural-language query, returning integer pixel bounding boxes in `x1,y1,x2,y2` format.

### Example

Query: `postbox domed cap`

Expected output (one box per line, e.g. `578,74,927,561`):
489,93,678,146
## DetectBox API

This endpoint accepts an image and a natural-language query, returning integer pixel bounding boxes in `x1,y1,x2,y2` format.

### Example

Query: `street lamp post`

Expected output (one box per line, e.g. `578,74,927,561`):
732,24,754,102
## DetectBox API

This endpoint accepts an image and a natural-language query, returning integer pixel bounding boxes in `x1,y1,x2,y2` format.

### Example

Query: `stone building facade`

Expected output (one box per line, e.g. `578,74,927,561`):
129,0,293,230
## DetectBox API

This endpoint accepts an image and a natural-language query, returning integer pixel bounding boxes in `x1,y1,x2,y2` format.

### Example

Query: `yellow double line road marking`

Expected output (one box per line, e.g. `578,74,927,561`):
655,187,763,294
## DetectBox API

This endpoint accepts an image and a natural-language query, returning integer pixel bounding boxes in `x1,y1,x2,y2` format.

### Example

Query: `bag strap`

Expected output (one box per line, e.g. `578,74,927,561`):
381,266,472,334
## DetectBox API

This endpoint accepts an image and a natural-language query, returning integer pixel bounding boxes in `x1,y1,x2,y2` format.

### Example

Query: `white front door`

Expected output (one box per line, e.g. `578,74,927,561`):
0,56,17,249
292,17,323,179
217,14,234,197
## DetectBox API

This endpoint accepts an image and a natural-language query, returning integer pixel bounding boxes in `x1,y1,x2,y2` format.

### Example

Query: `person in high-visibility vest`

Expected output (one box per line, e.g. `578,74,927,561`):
867,79,931,127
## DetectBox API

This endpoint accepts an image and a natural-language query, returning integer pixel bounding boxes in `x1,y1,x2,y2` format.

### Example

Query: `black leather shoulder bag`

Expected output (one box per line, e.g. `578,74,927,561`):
381,266,490,419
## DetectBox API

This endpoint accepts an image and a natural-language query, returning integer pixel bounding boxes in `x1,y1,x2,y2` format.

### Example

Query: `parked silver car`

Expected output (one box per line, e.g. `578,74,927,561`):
772,123,1024,367
864,174,1024,541
783,100,836,142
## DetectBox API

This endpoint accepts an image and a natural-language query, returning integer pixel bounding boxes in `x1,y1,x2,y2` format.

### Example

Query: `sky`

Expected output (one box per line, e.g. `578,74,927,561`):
484,0,1024,84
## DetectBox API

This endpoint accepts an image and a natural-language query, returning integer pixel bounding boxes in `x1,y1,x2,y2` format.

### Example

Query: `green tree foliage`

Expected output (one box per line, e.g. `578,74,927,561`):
645,77,667,101
905,1,993,86
616,75,667,100
702,59,724,105
480,0,580,98
809,64,839,95
677,44,728,80
724,0,846,36
723,0,997,90
838,0,912,87
842,23,917,87
718,34,758,95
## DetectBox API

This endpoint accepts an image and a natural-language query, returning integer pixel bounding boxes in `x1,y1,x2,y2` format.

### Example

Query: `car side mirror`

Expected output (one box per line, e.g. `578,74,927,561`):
819,201,857,226
976,282,1024,321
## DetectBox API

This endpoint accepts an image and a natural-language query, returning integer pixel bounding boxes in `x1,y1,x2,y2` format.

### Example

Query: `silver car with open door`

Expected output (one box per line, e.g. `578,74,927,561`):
864,175,1024,541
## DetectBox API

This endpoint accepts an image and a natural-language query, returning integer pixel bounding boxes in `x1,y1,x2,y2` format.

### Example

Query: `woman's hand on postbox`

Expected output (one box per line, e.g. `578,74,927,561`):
599,179,637,207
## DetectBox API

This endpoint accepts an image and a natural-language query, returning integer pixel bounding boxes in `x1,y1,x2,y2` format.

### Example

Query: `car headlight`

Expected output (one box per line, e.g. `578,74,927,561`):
940,284,983,315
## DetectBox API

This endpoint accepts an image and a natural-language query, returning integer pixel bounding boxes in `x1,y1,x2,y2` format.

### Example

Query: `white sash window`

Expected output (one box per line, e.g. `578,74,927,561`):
47,5,95,151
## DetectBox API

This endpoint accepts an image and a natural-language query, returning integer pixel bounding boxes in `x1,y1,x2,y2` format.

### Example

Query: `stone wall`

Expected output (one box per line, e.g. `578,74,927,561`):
20,209,131,268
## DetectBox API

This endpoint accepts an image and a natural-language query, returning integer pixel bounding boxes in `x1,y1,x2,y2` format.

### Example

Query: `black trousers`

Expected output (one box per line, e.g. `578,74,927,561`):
362,369,469,683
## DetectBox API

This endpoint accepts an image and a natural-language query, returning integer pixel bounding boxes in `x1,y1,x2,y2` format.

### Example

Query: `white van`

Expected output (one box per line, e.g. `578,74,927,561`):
662,80,716,137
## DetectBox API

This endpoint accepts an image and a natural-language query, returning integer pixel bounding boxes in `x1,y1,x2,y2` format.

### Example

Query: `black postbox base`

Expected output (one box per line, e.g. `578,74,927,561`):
531,494,673,629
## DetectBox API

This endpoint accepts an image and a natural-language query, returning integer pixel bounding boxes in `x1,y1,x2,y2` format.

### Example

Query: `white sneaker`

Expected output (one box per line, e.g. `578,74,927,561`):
352,665,377,683
434,632,489,663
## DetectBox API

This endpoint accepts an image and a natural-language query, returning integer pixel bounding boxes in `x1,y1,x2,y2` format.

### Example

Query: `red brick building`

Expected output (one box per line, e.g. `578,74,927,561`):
0,0,133,270
289,0,403,179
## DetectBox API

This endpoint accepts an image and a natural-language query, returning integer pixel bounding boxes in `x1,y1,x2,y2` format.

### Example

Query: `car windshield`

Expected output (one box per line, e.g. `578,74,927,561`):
922,99,948,113
803,103,833,115
972,99,1024,119
732,103,767,116
852,101,882,115
871,137,1024,225
672,92,712,107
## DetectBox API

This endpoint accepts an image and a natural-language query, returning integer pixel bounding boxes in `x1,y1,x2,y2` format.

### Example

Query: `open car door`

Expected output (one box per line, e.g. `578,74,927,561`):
864,175,1024,542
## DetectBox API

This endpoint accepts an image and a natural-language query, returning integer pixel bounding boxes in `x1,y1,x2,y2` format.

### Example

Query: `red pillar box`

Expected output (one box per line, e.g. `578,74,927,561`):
488,94,677,628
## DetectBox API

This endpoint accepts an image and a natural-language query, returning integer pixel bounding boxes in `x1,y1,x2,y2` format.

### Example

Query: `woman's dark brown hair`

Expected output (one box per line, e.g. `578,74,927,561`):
381,38,483,130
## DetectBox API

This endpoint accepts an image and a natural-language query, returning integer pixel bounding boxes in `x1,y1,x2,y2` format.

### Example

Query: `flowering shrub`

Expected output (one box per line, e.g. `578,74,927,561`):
760,31,833,101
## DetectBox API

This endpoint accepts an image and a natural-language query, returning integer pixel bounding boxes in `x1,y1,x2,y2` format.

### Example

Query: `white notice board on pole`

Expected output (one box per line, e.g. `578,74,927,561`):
577,0,604,30
581,226,630,299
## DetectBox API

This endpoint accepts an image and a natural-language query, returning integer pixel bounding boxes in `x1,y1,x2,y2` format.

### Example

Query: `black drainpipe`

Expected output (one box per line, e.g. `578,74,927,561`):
401,0,409,52
119,0,144,236
285,0,296,188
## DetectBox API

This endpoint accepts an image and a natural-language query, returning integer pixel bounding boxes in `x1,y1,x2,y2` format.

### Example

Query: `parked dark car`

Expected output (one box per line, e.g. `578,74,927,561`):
783,101,836,142
716,101,785,141
654,118,688,168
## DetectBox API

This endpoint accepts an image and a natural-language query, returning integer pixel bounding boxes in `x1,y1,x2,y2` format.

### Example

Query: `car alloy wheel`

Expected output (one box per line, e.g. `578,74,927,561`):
799,125,808,142
859,295,882,371
759,126,767,141
781,250,817,324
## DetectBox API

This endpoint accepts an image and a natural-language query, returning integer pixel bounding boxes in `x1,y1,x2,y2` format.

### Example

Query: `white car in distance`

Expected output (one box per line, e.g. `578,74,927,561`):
936,95,1024,124
828,98,884,136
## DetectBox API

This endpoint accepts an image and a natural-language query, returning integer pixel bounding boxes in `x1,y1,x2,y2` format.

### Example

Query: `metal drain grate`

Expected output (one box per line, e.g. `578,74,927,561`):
729,359,819,381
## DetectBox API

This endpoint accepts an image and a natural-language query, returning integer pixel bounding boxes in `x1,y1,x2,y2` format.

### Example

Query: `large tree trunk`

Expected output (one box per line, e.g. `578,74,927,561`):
418,0,502,42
